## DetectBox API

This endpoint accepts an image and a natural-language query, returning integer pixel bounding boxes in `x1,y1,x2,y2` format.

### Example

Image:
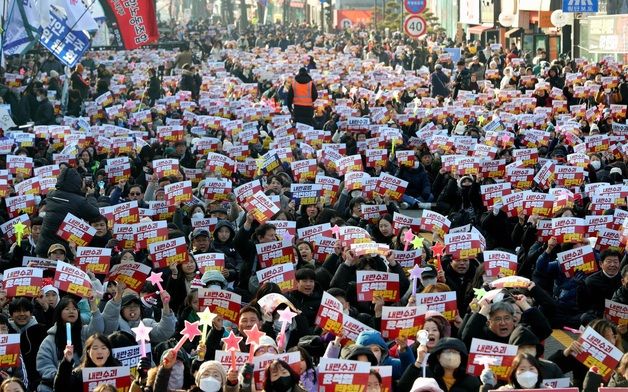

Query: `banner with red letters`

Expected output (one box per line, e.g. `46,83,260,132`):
318,358,370,392
195,253,225,274
605,299,628,327
54,261,92,298
356,271,399,302
108,262,152,292
56,213,97,247
256,239,295,268
2,267,43,297
152,158,179,179
316,292,344,336
415,291,458,321
552,217,587,243
75,247,112,275
483,251,518,282
148,237,189,268
467,338,518,380
380,306,427,339
197,288,242,323
256,263,296,292
82,366,131,392
134,220,168,249
164,180,193,207
556,245,597,277
574,327,623,380
6,155,33,177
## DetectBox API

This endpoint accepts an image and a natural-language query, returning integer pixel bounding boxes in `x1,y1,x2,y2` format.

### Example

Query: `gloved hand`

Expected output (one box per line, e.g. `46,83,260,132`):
137,356,151,381
480,367,496,386
241,362,254,387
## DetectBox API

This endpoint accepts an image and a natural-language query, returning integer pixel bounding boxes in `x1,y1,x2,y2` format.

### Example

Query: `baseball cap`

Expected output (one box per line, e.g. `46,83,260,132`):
190,228,210,240
121,294,142,307
47,243,66,255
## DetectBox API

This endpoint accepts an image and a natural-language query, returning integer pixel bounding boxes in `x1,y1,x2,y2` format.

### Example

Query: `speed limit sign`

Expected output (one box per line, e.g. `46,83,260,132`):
403,14,427,38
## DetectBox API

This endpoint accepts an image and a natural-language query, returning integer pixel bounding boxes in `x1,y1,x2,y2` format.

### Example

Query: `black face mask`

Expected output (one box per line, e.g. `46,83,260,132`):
460,186,472,197
271,376,293,392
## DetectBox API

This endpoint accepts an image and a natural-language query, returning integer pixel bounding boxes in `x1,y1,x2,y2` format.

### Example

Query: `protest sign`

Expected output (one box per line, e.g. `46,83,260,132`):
316,292,344,335
195,253,225,274
444,232,484,260
197,288,242,323
243,191,280,223
552,217,587,243
356,271,399,302
134,220,168,249
467,338,518,380
75,247,112,275
483,251,518,281
318,358,370,392
573,326,623,380
256,263,296,293
164,180,193,206
256,239,295,268
2,267,43,297
0,335,20,367
82,366,131,392
108,262,152,292
380,306,427,339
53,261,92,298
605,299,628,327
415,291,458,321
56,213,97,247
148,237,189,268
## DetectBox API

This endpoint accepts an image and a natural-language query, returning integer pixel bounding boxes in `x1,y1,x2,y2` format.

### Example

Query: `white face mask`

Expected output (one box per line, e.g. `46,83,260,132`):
192,212,205,219
200,376,222,392
591,160,601,170
208,284,221,290
39,212,46,218
438,352,461,369
516,370,538,388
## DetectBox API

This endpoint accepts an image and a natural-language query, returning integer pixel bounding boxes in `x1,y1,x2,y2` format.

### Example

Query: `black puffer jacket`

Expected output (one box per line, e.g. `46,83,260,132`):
35,168,101,258
209,220,242,284
508,325,564,380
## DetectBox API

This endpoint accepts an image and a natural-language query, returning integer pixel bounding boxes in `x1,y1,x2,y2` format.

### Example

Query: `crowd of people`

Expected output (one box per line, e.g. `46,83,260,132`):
0,20,625,392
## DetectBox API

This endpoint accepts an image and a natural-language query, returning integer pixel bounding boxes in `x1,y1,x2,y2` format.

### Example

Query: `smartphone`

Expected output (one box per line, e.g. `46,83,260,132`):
84,177,93,186
98,180,105,189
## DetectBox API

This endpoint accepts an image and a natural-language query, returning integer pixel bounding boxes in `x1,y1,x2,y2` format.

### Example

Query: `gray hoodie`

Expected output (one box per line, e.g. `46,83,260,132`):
9,316,38,334
35,311,104,392
102,299,176,345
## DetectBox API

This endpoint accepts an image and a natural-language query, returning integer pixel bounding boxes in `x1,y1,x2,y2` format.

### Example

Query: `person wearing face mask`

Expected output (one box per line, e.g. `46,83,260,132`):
355,330,415,380
402,337,480,392
195,360,231,392
153,348,195,391
436,175,482,225
508,325,564,380
33,88,55,125
52,333,121,391
609,166,625,185
262,360,304,392
480,353,543,391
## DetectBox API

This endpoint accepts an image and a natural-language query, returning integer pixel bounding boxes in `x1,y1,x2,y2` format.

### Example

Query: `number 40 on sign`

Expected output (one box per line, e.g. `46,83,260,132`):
404,14,427,38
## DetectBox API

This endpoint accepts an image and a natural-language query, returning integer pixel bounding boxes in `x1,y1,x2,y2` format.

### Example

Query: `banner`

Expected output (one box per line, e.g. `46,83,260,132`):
483,251,518,281
197,288,242,323
108,262,152,292
318,358,370,392
3,267,43,297
444,232,484,260
356,271,399,302
316,292,344,335
256,239,294,268
56,213,97,247
552,217,586,243
556,245,597,277
243,191,280,224
195,253,225,274
341,313,374,342
164,180,193,207
0,334,20,367
82,366,131,392
134,220,168,249
53,261,92,298
574,327,623,380
415,291,458,321
467,338,518,380
380,306,427,339
105,0,159,50
256,263,296,292
148,237,189,268
40,5,91,68
75,247,112,275
605,299,628,327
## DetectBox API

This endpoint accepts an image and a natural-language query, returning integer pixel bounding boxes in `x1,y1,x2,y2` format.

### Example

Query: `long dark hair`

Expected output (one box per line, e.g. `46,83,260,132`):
262,360,300,392
77,333,121,370
508,353,543,389
54,297,84,359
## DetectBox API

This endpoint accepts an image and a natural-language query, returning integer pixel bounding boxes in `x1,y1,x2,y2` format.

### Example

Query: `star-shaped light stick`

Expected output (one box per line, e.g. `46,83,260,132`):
222,331,243,370
431,242,445,272
473,287,488,301
276,307,297,351
147,271,164,293
409,264,427,296
403,229,415,252
13,221,26,247
281,231,294,243
131,320,153,357
478,115,485,125
411,235,424,250
198,307,217,345
243,324,266,362
331,225,340,239
173,320,201,354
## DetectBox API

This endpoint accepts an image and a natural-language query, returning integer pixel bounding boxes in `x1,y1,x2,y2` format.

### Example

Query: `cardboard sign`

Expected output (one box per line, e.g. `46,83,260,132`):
256,239,294,269
522,192,555,217
584,215,614,235
365,149,388,168
6,155,33,177
108,262,152,292
356,271,399,302
243,191,280,224
205,153,235,177
312,236,338,264
134,220,168,249
316,175,341,205
483,251,518,281
605,299,628,327
112,224,135,250
82,366,131,392
297,223,332,241
164,180,193,207
556,245,597,277
467,338,518,380
415,291,458,321
479,159,506,179
552,217,587,243
316,292,344,335
112,344,152,379
290,183,322,207
203,178,233,202
480,183,512,208
444,232,484,260
56,213,97,247
111,201,140,225
336,154,363,176
21,256,57,269
375,173,408,201
195,253,225,274
393,249,422,272
318,358,370,392
5,194,36,218
0,214,30,245
506,165,534,190
3,267,43,297
341,313,374,342
419,210,451,238
554,165,585,188
380,306,427,339
256,263,296,293
14,176,40,195
53,261,92,298
350,242,390,257
75,247,112,275
152,158,180,179
197,288,242,323
291,159,317,182
392,212,421,235
574,327,623,380
360,204,388,224
338,226,372,247
148,237,189,268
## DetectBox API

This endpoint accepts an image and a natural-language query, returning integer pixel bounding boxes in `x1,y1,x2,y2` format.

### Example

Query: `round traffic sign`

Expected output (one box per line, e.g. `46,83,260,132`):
404,0,427,14
404,14,427,38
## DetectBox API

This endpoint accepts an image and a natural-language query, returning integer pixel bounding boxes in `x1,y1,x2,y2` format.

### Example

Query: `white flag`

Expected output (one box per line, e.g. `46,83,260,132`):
2,0,40,56
52,0,98,32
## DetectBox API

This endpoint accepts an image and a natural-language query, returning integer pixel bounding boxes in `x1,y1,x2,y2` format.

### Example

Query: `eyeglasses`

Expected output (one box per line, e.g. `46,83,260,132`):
491,316,513,323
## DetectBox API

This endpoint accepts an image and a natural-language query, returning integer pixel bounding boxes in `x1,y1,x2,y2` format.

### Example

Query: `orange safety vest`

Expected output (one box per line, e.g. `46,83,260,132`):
292,81,313,107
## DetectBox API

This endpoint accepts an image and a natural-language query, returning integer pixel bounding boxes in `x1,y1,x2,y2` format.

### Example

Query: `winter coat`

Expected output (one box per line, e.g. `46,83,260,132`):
355,330,415,379
178,70,196,93
577,270,621,316
102,299,176,346
430,70,450,98
583,369,628,392
34,98,55,125
508,326,564,380
286,288,323,328
396,165,432,201
53,357,122,391
35,168,101,258
36,314,104,392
